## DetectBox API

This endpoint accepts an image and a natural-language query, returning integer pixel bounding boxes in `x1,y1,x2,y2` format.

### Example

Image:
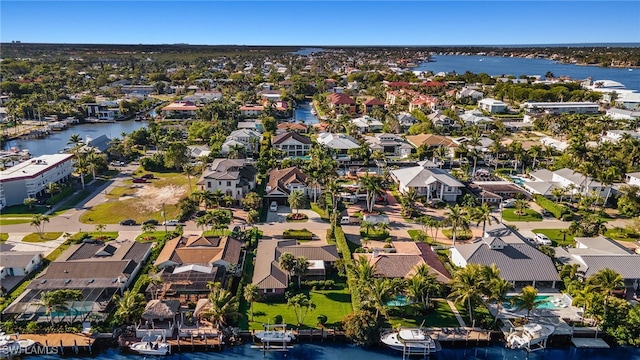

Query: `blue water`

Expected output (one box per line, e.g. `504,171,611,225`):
386,295,414,307
416,55,640,92
34,343,640,360
294,102,320,124
504,295,560,310
510,176,526,186
3,120,148,157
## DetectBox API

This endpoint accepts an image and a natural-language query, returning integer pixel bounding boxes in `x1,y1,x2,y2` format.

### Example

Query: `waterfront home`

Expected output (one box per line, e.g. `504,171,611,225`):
606,108,640,120
0,154,74,208
252,240,338,296
3,240,152,322
625,172,640,186
0,250,42,293
364,133,413,158
162,101,199,118
80,134,112,153
326,93,356,114
450,226,560,289
276,122,308,134
351,115,384,133
361,97,385,114
601,130,640,143
316,133,360,162
522,101,599,115
478,98,507,113
616,92,640,110
390,161,464,201
265,167,318,205
187,145,211,160
221,129,261,155
554,236,640,292
524,168,609,198
84,103,120,120
271,132,312,158
240,104,264,117
183,90,223,103
137,299,180,338
197,158,257,200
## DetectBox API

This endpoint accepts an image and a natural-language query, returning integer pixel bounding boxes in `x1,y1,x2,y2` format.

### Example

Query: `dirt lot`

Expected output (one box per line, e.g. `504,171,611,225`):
133,184,186,212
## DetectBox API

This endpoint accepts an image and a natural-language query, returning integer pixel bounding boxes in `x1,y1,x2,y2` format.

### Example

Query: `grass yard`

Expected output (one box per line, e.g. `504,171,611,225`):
531,228,575,247
407,229,435,243
501,209,542,222
245,286,352,330
0,204,48,216
0,233,8,243
388,299,462,328
136,231,172,242
442,228,473,241
70,232,119,242
283,229,313,240
22,232,63,242
202,229,231,237
310,203,329,222
605,227,640,242
0,218,31,225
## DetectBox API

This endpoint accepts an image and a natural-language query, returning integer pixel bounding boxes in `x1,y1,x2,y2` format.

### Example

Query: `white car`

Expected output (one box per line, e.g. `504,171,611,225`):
502,199,517,208
270,202,278,212
162,219,184,226
534,233,552,246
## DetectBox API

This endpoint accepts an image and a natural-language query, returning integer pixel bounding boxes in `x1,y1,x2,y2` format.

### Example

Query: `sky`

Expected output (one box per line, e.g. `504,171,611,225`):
1,1,639,46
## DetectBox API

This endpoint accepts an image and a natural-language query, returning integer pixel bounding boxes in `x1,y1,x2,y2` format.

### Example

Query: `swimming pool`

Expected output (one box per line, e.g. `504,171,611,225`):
510,176,526,186
386,295,415,307
503,295,560,311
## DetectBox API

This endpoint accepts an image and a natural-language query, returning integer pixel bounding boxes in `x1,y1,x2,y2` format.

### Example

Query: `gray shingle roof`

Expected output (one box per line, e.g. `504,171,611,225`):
580,255,640,279
0,252,41,268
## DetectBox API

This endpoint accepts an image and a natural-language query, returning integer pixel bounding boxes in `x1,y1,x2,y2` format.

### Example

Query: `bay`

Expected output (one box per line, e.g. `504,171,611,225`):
416,55,640,92
33,343,640,360
3,120,148,157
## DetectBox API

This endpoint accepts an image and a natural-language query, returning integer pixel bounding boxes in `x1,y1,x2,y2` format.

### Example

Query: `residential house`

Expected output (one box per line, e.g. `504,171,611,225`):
606,108,640,120
456,87,484,102
0,250,42,293
271,132,312,158
276,122,308,134
85,103,120,120
365,133,413,158
81,134,112,154
409,95,440,112
162,101,199,117
240,105,264,117
427,111,459,129
478,98,507,113
361,97,385,114
601,130,640,143
554,236,640,289
153,234,244,301
326,93,356,114
626,172,640,186
197,158,257,200
182,90,222,103
450,225,560,288
252,240,338,295
0,154,74,208
220,129,261,155
351,116,384,133
452,135,495,153
353,242,450,283
459,109,494,127
405,134,457,158
396,112,418,131
316,133,360,162
390,161,464,201
524,168,609,198
3,240,152,322
265,167,318,205
187,145,211,160
522,102,600,115
540,137,569,151
119,85,154,97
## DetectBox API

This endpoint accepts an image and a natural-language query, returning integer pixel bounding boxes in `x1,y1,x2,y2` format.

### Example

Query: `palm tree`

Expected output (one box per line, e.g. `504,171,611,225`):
201,287,240,328
142,222,156,233
112,290,146,325
74,154,89,190
433,146,448,168
588,268,624,320
288,190,305,215
287,293,316,326
487,277,513,325
364,278,395,319
23,197,37,210
278,252,296,284
30,214,50,236
514,199,529,216
86,149,102,181
67,133,83,152
183,163,195,193
243,284,260,322
293,257,309,289
449,265,482,325
354,255,377,283
551,187,565,204
46,182,61,197
572,284,598,323
227,144,246,159
470,202,494,237
360,174,384,213
95,224,106,238
445,204,469,246
35,290,71,325
360,220,375,236
513,285,544,320
376,222,390,236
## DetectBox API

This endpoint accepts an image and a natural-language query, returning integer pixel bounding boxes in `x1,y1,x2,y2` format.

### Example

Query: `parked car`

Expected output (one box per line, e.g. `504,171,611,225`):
162,219,185,226
270,201,278,212
534,233,552,246
120,219,137,226
541,209,552,217
142,219,159,226
110,161,125,167
132,178,149,183
502,199,517,208
141,173,155,179
340,216,352,225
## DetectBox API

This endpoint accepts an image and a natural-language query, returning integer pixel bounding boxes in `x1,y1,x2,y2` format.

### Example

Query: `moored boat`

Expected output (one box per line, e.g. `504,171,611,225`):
380,327,441,355
253,329,295,343
128,335,170,355
506,323,555,350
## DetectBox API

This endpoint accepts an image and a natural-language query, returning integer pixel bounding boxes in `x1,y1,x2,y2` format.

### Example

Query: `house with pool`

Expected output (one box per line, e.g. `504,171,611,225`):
449,225,560,289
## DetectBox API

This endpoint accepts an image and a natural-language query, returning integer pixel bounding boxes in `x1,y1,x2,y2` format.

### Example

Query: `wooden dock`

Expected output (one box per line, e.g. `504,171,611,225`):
18,333,95,355
427,328,495,346
119,334,223,354
571,338,610,349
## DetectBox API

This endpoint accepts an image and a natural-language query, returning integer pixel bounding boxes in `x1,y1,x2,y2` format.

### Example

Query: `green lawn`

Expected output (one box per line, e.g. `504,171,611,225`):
0,233,8,243
0,204,48,216
202,229,231,237
604,228,639,242
531,228,575,247
388,299,462,328
0,218,31,225
246,285,352,330
22,232,63,242
310,203,329,222
70,231,119,242
501,209,542,222
442,228,473,241
360,229,390,240
136,231,173,242
283,229,313,240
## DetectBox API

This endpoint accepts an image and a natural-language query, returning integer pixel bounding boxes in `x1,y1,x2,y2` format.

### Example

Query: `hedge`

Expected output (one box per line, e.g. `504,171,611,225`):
282,229,313,240
335,226,360,310
442,229,473,241
534,195,571,219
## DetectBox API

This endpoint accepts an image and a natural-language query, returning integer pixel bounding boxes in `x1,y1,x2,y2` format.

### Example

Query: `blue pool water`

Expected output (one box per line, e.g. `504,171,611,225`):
510,176,526,186
504,295,559,310
386,295,414,307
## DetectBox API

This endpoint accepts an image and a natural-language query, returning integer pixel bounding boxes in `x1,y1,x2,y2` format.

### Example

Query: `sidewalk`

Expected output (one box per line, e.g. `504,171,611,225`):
447,299,467,327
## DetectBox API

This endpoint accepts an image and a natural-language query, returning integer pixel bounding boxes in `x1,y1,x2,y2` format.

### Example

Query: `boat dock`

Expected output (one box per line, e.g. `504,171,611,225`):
426,328,496,346
119,334,223,354
571,338,610,349
17,333,95,355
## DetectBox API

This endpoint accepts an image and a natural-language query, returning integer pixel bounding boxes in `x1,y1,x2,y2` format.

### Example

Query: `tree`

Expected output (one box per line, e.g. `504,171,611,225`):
470,202,494,236
360,220,375,235
588,268,625,320
287,293,316,326
183,163,195,193
288,190,305,214
353,255,377,283
360,174,384,213
487,277,513,325
572,284,598,323
449,265,482,325
23,197,37,210
514,199,529,216
293,256,309,289
142,222,156,233
67,133,83,152
35,289,81,325
241,192,262,211
444,204,469,246
201,287,240,328
95,224,106,238
278,252,296,284
363,278,396,319
113,290,146,325
30,214,50,236
243,284,260,322
342,309,379,346
512,285,544,320
46,182,61,197
74,154,88,190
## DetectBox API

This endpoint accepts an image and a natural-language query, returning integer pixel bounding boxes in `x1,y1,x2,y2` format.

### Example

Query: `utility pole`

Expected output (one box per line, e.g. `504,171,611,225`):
162,202,168,234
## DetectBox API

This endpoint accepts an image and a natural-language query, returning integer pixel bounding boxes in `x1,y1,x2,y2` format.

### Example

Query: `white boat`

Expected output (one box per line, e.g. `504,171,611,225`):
253,329,295,343
380,328,441,355
17,338,36,352
0,341,20,358
129,335,170,355
506,323,555,350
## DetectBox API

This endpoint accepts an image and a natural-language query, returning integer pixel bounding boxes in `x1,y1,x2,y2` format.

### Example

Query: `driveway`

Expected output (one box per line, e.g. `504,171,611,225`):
4,232,66,258
259,207,330,243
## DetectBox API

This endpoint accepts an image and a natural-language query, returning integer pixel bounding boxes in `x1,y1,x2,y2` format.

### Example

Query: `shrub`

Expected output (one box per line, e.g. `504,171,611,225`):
442,229,473,240
273,315,283,325
301,280,336,290
283,229,313,240
317,314,328,326
561,213,574,221
534,195,571,219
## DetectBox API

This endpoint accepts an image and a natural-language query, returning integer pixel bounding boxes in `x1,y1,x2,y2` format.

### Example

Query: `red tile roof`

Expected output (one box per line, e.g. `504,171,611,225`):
327,93,355,105
421,81,446,87
363,98,385,106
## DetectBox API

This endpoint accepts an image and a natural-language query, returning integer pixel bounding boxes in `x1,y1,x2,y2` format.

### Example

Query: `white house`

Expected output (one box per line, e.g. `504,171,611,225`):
0,154,74,208
351,116,383,133
456,87,484,101
365,133,413,158
524,168,608,198
606,108,640,120
221,129,261,154
601,130,640,143
0,251,42,280
390,161,464,201
478,98,507,113
271,132,312,158
459,109,494,127
522,102,599,115
316,133,360,162
625,172,640,187
197,159,258,200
